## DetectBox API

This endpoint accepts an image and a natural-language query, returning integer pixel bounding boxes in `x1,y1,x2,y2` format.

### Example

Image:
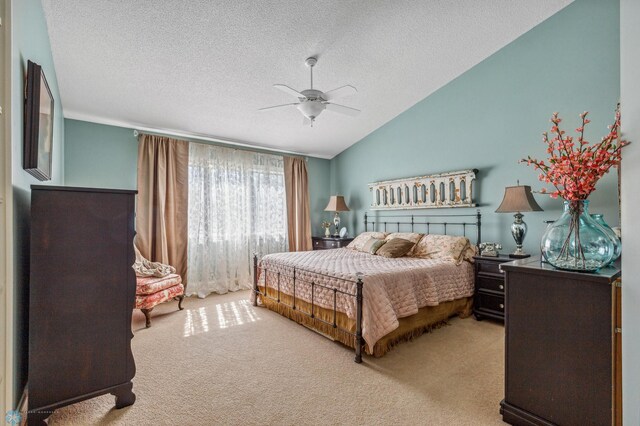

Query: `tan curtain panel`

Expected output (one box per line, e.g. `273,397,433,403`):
136,134,189,285
284,156,312,251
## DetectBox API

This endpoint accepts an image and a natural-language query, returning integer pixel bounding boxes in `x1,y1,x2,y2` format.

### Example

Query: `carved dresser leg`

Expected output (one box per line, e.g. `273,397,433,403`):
112,381,136,409
26,411,50,426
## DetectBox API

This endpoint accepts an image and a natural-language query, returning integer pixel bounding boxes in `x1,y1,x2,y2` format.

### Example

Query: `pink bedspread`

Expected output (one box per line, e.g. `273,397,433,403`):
253,248,474,349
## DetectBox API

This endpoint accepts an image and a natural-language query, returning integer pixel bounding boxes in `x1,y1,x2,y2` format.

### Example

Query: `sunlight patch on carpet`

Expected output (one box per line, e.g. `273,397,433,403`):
184,300,261,336
184,307,210,337
215,299,261,329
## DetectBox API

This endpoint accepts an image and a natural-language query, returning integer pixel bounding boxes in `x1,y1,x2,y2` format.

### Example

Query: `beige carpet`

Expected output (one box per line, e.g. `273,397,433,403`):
49,290,505,425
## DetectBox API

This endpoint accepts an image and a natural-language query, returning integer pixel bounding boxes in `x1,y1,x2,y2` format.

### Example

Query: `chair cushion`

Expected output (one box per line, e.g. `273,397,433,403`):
136,274,182,295
135,283,184,310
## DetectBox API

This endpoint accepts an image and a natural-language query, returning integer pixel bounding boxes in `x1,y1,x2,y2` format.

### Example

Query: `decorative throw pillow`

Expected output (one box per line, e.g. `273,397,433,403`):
376,238,416,258
361,237,386,255
412,234,471,264
410,235,431,258
347,232,389,251
460,243,478,263
384,232,423,244
384,232,423,255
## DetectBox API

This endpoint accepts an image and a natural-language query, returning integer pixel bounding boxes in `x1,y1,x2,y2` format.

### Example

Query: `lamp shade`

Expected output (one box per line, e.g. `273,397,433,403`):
325,195,350,212
495,185,543,213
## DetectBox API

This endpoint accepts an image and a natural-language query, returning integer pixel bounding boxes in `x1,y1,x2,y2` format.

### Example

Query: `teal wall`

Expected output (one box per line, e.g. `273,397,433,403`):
65,119,138,190
330,0,620,256
10,0,65,405
306,156,331,231
64,119,331,229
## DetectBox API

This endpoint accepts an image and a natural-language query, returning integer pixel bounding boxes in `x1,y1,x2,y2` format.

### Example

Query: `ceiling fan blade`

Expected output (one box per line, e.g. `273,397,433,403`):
323,85,357,101
273,84,306,99
258,103,299,112
325,102,361,117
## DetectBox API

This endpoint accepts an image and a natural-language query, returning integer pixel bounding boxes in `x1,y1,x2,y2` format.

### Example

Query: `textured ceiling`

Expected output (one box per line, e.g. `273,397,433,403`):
42,0,572,159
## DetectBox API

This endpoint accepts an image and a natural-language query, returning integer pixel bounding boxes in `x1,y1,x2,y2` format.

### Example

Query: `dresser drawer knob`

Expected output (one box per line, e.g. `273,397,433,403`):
499,303,504,309
331,243,336,247
499,284,504,290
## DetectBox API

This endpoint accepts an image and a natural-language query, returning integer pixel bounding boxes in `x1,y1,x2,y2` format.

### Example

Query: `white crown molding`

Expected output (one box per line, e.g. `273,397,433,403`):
63,110,334,160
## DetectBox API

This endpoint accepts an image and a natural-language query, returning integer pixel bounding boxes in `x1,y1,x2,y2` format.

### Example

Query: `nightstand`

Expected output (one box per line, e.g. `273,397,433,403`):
473,255,516,322
312,236,354,250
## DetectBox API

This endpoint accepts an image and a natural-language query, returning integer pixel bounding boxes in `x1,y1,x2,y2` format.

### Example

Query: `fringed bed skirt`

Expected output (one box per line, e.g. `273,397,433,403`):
257,285,473,357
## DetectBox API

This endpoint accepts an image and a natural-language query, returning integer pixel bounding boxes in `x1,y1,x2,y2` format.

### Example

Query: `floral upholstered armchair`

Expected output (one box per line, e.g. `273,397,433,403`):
132,241,185,328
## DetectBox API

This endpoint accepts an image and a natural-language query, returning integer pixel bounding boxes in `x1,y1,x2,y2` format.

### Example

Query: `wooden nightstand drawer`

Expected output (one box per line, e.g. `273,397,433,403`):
473,255,512,322
313,239,326,249
477,292,505,314
315,239,338,249
476,260,506,276
476,276,505,293
312,237,354,250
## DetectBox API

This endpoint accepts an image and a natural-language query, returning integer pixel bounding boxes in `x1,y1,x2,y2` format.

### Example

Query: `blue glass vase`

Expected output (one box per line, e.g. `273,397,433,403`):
540,200,614,272
590,213,621,263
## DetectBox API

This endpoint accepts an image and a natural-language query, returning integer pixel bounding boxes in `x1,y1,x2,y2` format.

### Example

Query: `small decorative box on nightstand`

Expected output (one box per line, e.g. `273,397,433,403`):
473,255,518,322
312,236,354,250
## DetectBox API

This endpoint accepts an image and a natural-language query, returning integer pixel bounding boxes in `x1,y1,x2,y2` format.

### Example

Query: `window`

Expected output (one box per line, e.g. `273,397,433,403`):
187,142,287,297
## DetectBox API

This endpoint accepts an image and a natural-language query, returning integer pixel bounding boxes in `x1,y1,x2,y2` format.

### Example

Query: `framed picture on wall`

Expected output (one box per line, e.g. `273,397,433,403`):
23,60,54,181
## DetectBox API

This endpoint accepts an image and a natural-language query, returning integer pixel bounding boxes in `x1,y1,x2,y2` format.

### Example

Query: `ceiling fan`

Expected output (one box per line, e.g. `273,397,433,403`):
259,57,360,127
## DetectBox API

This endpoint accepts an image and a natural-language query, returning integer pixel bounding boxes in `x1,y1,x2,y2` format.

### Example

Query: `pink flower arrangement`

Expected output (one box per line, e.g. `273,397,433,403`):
522,109,629,201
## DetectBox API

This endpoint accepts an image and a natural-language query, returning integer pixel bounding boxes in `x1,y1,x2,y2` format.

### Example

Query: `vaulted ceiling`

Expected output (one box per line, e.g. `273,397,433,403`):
42,0,572,158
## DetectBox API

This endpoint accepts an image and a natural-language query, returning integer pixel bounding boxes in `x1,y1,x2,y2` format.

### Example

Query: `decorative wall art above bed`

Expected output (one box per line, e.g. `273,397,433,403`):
368,169,478,210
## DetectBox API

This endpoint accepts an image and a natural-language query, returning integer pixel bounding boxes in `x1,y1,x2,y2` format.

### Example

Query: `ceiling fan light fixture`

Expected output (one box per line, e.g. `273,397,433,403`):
297,100,326,120
259,57,360,126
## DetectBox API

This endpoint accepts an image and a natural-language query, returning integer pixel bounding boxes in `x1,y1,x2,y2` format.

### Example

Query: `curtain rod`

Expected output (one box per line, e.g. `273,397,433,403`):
132,128,310,161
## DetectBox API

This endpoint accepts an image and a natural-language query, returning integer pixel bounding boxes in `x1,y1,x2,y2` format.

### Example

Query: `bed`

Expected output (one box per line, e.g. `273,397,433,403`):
252,212,481,363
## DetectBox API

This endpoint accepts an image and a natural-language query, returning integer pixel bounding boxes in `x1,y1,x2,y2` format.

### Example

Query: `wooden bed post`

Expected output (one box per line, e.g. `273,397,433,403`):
364,212,368,232
355,273,364,364
253,253,259,307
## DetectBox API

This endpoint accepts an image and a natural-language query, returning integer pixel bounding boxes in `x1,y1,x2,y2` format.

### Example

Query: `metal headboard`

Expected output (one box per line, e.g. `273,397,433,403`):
364,210,482,246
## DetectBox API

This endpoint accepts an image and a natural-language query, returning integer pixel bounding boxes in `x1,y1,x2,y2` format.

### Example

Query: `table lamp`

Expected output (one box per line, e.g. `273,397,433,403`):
324,195,350,236
495,184,543,258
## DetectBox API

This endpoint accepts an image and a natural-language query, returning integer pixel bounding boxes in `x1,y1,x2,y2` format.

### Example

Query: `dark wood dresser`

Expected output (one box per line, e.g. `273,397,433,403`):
473,255,514,322
28,186,137,425
312,236,354,250
500,257,621,426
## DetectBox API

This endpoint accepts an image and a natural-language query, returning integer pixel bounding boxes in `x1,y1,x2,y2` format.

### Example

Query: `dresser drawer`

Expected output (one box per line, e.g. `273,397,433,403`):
477,276,505,293
477,292,505,314
476,260,506,276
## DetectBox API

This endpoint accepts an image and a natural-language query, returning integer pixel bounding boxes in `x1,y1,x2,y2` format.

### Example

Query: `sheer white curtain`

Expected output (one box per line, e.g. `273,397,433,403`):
187,143,288,298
